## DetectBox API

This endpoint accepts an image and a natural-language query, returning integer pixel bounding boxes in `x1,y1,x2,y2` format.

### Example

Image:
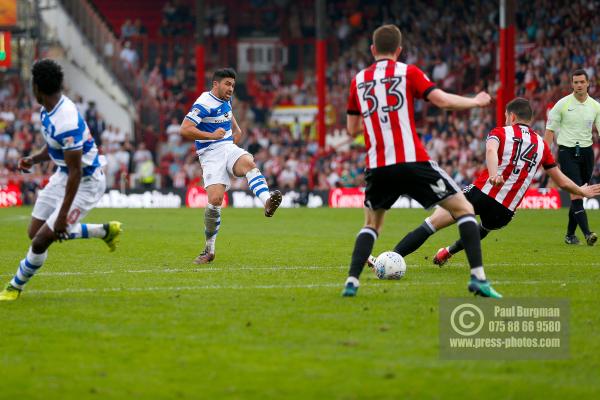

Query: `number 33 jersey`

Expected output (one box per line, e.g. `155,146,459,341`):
346,59,436,168
473,124,557,211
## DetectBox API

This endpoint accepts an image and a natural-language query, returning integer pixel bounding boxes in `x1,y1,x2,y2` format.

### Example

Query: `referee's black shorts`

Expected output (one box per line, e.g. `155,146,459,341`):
463,184,514,230
364,161,460,210
558,145,594,186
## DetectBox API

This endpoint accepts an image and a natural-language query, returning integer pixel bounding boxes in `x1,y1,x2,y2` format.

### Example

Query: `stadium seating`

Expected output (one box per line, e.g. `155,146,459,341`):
2,0,600,196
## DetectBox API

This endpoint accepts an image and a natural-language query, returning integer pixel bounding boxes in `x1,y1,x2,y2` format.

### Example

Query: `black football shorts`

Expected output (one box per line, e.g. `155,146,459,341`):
364,161,460,210
463,184,514,230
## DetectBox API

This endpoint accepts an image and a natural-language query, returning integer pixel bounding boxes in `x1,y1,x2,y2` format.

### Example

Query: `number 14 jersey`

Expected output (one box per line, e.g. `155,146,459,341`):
473,124,557,211
347,59,436,168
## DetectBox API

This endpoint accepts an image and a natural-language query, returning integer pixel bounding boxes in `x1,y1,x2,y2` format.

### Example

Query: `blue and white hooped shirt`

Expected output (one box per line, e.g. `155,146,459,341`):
40,95,101,177
185,91,234,154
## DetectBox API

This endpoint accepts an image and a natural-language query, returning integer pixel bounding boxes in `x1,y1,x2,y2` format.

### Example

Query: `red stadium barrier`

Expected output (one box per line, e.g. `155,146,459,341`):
0,185,568,209
518,188,561,210
186,186,229,208
328,187,563,209
328,188,423,209
328,188,365,208
0,184,22,208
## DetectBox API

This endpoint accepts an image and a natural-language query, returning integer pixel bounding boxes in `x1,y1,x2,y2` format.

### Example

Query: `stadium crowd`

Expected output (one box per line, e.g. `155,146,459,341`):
2,0,600,202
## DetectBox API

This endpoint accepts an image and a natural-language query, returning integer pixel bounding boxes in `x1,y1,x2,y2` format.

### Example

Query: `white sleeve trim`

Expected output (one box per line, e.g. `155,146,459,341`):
185,114,201,124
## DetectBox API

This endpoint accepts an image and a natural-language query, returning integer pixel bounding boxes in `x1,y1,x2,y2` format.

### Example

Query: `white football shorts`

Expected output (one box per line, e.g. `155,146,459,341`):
197,142,250,190
32,168,106,231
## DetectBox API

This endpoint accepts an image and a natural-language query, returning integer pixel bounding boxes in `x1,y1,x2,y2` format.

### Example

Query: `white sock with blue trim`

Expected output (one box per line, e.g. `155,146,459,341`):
68,224,106,239
10,247,48,290
246,168,271,205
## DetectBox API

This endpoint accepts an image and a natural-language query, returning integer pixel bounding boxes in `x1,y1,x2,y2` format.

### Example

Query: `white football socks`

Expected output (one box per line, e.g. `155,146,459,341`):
345,276,360,287
471,266,486,281
245,168,271,205
68,223,106,239
10,247,48,289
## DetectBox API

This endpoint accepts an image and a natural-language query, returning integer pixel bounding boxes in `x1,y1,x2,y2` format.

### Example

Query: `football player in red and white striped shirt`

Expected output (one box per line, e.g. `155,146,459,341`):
342,24,498,298
387,98,600,268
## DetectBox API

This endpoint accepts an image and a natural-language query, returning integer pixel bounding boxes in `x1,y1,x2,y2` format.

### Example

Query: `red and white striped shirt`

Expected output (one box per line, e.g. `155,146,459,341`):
473,124,557,211
347,59,436,168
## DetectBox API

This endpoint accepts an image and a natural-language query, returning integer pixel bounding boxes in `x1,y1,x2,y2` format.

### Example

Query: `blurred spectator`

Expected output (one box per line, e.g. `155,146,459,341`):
133,142,153,168
74,95,87,116
213,15,229,38
85,101,104,145
133,18,147,36
120,19,136,39
119,41,138,71
133,142,155,188
165,117,180,144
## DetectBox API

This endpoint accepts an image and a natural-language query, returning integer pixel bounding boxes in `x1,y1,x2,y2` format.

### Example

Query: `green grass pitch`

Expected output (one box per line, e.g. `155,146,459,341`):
1,206,599,399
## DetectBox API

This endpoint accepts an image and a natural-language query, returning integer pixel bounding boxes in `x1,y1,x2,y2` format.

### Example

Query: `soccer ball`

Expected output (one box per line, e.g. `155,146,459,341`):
373,251,406,280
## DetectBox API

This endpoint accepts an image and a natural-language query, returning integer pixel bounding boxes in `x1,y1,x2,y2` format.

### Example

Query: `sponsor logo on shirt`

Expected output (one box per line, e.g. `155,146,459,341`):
64,136,75,147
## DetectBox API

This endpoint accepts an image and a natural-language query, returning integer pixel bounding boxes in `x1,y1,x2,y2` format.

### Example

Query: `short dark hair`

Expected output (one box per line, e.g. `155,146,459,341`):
373,24,402,54
506,97,533,121
31,59,64,95
571,69,588,81
212,68,237,82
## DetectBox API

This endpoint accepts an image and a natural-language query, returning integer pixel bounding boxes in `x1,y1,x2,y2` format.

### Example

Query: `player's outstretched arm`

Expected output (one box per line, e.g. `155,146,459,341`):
547,166,600,197
179,118,226,141
428,89,491,111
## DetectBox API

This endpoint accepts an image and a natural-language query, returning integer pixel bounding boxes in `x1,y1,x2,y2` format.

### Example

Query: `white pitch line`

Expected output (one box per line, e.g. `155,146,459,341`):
0,214,30,222
0,265,347,278
27,283,342,294
427,262,600,267
123,265,342,273
22,279,591,296
1,262,599,279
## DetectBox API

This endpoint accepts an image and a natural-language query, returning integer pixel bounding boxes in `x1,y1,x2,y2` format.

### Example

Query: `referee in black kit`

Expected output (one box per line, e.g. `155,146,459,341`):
545,69,600,245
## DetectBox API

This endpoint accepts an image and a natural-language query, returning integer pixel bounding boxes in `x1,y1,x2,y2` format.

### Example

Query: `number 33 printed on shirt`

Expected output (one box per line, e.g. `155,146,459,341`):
357,76,404,118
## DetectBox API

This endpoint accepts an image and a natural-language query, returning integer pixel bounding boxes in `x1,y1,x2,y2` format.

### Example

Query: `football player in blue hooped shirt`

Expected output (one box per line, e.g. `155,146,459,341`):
180,68,282,264
0,59,122,301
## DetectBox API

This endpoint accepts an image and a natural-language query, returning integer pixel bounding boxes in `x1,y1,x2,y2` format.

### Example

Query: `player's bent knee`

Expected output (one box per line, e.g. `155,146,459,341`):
245,158,257,169
453,207,474,219
31,232,54,253
234,155,255,174
462,202,475,215
451,195,474,214
208,196,224,206
428,213,453,230
449,202,474,218
27,219,44,240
